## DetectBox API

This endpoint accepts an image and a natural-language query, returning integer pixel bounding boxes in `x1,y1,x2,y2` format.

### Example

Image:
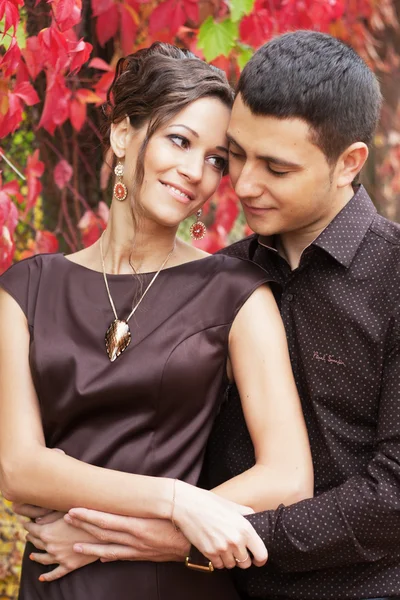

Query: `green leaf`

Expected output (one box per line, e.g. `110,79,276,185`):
230,0,255,23
197,17,239,62
237,46,254,70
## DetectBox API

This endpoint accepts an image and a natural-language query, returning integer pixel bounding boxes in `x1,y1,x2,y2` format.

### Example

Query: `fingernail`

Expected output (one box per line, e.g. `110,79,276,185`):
39,575,46,582
29,554,34,560
74,545,83,553
35,517,43,523
64,515,72,524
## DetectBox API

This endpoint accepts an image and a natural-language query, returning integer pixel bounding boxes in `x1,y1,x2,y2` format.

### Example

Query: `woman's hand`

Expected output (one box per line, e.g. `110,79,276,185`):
170,480,268,570
24,512,100,582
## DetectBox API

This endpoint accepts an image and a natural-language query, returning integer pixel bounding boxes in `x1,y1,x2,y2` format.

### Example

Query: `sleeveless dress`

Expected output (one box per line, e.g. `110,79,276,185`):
0,252,270,600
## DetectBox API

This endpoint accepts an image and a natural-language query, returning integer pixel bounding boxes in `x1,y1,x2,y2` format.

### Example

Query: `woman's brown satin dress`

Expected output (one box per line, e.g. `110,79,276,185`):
0,252,269,600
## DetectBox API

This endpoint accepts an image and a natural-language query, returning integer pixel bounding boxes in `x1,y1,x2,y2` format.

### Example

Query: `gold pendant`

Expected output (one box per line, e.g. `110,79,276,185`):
105,319,131,362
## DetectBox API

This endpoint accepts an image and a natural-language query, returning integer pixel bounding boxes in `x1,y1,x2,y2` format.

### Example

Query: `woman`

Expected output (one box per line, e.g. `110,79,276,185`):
0,43,313,600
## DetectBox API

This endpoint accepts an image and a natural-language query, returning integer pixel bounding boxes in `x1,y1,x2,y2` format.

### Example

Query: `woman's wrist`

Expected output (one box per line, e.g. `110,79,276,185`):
155,477,176,520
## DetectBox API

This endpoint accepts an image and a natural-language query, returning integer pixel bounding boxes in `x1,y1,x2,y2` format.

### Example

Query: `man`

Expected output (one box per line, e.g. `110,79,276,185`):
18,31,400,600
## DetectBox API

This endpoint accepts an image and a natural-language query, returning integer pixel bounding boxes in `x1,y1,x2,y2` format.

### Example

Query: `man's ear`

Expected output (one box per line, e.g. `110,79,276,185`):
110,116,131,158
336,142,369,188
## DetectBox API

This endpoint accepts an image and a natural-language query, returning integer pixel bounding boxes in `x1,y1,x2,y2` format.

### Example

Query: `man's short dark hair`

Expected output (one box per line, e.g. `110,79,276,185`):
237,30,382,163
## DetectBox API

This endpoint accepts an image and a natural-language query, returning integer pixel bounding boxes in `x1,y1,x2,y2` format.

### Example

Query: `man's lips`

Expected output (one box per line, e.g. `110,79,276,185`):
160,181,194,201
242,203,275,214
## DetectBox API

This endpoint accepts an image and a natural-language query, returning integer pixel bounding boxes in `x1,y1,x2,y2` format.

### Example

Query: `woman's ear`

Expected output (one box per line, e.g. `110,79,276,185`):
336,142,369,188
110,116,131,158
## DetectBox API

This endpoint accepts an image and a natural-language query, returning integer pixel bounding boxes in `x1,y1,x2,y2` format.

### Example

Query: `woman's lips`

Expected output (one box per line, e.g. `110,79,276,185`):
160,181,194,204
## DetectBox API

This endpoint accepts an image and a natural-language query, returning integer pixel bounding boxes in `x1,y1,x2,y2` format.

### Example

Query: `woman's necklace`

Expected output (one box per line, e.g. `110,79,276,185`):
100,232,174,362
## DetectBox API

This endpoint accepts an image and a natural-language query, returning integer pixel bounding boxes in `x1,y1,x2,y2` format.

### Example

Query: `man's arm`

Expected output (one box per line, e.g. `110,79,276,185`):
247,329,400,572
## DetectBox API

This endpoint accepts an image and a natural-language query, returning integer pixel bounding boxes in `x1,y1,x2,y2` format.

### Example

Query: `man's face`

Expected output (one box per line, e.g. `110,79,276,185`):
228,95,341,238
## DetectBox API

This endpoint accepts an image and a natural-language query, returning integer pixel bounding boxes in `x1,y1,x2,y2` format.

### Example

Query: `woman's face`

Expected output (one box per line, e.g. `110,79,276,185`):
123,97,231,228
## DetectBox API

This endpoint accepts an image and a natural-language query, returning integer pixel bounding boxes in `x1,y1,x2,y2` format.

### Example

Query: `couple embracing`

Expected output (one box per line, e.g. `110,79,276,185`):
1,29,399,600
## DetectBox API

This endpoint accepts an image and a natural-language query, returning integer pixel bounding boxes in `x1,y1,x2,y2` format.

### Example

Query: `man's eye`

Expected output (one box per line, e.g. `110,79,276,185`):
229,149,244,159
168,135,189,149
267,166,289,177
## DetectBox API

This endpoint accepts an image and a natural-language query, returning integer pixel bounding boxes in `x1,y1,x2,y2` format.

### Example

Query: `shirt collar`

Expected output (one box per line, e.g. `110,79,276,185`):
313,185,376,268
258,185,377,269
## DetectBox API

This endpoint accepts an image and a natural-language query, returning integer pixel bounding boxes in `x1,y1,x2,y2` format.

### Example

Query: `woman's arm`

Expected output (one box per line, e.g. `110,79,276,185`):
216,284,314,510
0,288,266,568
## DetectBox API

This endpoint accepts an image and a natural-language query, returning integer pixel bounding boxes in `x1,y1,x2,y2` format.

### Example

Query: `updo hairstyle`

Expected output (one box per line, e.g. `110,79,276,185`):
103,42,234,188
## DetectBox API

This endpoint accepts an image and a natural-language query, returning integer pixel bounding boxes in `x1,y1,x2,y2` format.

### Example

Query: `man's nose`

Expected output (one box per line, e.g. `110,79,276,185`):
234,163,263,199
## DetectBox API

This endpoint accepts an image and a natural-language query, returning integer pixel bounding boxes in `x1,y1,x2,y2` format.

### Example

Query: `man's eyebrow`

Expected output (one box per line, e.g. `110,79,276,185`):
227,133,244,150
168,124,199,138
227,133,302,168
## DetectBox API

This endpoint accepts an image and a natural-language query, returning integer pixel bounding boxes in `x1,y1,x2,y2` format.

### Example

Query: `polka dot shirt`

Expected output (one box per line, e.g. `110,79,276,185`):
204,185,400,599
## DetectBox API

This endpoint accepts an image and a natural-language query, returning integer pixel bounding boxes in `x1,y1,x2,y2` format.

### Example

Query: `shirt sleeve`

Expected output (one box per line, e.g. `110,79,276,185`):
0,256,41,327
247,313,400,572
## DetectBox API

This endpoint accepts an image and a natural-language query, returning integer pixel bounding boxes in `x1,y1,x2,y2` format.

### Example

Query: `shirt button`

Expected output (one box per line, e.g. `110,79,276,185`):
286,293,294,301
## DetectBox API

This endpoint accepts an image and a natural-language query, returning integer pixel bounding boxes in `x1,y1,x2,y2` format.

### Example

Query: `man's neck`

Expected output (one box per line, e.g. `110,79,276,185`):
276,184,356,270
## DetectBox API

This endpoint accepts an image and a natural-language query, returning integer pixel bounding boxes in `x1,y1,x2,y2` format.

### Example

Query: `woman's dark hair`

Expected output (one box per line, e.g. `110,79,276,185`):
103,42,234,187
237,30,382,164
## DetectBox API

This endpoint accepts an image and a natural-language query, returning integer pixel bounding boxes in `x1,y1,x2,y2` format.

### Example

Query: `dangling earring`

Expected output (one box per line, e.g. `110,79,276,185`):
190,209,207,240
113,160,128,202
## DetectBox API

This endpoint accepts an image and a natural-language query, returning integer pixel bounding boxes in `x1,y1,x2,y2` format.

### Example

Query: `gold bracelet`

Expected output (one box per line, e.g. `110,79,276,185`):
185,555,215,573
171,478,180,532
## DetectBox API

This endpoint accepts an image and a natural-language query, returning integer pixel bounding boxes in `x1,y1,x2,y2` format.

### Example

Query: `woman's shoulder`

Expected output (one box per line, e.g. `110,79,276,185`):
0,253,62,323
0,252,61,279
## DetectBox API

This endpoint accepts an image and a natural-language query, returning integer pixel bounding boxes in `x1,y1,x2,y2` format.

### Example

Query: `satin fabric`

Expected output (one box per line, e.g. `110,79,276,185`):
0,252,269,600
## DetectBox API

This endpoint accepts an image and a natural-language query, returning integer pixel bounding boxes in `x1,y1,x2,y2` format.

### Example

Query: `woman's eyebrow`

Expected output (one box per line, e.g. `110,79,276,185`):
167,124,199,137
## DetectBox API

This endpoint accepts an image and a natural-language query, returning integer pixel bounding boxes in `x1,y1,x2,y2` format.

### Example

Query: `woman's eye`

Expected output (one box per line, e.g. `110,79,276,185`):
207,156,227,171
168,134,189,149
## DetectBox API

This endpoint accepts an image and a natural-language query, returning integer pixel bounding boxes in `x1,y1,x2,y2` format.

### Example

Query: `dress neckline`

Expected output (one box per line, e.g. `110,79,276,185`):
60,252,214,279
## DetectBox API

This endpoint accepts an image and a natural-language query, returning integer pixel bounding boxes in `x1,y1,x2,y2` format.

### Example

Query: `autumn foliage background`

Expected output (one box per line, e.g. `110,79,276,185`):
1,0,400,596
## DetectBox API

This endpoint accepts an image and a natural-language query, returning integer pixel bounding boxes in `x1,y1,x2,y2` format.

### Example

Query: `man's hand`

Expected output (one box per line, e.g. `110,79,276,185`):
24,512,99,582
65,509,190,563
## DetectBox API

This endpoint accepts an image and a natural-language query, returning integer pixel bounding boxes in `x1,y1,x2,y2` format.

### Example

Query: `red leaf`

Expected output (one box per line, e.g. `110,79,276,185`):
149,0,186,36
88,57,113,71
183,0,198,23
54,159,73,189
94,70,115,102
69,40,93,74
78,208,106,247
96,4,119,46
38,26,69,72
91,0,115,17
0,37,21,77
14,81,40,106
193,229,225,253
38,72,71,134
51,0,82,31
26,149,44,211
22,36,43,80
69,98,87,131
0,224,15,273
35,230,59,254
75,88,103,103
239,4,274,48
120,4,138,55
4,0,20,33
0,92,23,138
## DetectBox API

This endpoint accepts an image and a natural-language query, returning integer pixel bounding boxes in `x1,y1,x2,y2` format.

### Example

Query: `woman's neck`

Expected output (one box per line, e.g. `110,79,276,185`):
101,210,178,275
